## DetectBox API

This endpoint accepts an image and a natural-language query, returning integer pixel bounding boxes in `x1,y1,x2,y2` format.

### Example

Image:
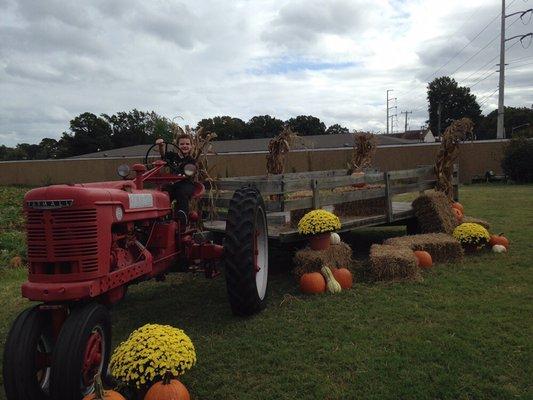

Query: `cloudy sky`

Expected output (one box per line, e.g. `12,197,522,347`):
1,0,532,146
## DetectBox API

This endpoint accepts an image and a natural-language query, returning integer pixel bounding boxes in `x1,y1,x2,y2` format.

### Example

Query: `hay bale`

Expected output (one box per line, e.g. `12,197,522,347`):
462,216,490,230
412,191,457,234
369,244,420,282
384,233,463,263
293,242,353,280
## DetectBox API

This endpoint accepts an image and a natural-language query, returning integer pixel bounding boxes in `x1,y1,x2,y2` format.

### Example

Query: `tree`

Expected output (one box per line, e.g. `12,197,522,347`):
58,112,113,157
36,138,60,159
286,115,326,136
103,109,159,148
427,76,482,136
326,123,349,135
477,106,533,140
245,115,284,139
197,116,247,140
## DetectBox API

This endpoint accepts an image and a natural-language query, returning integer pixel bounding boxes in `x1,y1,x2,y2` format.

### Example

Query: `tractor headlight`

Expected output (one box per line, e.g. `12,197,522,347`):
117,164,131,178
183,164,197,177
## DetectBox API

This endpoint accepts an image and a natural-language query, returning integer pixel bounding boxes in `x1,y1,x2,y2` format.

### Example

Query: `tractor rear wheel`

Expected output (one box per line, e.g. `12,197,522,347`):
50,303,111,400
2,306,53,400
224,186,269,316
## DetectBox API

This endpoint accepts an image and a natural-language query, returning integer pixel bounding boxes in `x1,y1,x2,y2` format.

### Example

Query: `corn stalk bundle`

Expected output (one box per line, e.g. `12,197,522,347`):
347,133,376,174
266,126,299,175
434,118,474,199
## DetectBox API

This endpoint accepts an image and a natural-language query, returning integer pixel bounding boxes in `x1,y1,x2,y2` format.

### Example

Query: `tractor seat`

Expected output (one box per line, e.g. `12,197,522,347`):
191,182,205,199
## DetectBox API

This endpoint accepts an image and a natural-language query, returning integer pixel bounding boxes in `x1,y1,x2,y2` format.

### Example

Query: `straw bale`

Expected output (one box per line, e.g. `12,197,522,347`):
293,242,354,281
462,216,490,230
384,233,463,263
412,191,457,234
369,244,420,282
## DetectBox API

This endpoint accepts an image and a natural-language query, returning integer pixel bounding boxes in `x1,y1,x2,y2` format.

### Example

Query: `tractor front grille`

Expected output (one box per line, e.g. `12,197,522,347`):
26,208,99,273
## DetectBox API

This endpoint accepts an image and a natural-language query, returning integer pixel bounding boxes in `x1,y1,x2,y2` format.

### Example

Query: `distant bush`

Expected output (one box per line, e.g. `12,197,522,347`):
501,137,533,183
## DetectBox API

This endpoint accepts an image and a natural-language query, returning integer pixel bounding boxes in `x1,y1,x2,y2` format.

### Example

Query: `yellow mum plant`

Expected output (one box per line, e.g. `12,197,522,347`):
109,324,196,389
453,222,490,247
297,209,341,235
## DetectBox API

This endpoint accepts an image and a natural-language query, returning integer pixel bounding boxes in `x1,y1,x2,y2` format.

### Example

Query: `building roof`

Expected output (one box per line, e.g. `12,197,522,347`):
70,133,418,159
384,129,432,141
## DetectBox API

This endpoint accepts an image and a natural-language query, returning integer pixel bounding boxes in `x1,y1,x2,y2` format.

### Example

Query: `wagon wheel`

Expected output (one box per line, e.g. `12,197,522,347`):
224,186,269,316
49,303,111,400
2,306,53,400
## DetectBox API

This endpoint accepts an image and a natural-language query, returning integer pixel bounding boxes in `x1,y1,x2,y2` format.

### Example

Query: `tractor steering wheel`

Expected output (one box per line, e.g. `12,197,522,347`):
144,141,181,173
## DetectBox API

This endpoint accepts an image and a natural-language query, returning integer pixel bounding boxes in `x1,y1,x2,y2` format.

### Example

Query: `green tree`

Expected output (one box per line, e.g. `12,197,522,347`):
246,115,284,139
36,138,60,159
326,123,349,135
477,106,533,140
197,116,247,140
286,115,326,136
501,137,533,183
427,76,482,136
103,109,159,148
58,112,113,157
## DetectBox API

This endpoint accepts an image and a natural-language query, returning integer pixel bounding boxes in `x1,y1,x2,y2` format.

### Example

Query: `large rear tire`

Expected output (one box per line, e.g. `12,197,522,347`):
224,186,269,316
50,303,111,400
2,306,53,400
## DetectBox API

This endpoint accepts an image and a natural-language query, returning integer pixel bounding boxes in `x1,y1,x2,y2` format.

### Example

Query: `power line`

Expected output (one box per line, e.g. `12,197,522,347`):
396,0,518,99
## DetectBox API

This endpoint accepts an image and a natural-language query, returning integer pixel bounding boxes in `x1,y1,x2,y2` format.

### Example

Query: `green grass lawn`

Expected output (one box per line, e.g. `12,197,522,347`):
1,184,532,399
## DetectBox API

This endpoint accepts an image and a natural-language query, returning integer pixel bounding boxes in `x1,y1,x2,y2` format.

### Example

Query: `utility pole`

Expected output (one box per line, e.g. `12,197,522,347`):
401,111,412,133
497,0,506,139
497,1,533,138
386,90,391,134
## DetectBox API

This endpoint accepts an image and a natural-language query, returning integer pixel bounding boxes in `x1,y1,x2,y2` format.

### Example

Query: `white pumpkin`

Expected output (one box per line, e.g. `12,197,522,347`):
330,232,341,245
492,244,507,253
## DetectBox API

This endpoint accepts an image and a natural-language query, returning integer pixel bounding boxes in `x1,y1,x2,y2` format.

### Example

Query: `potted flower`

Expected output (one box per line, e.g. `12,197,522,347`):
452,222,490,252
109,324,196,399
297,209,341,251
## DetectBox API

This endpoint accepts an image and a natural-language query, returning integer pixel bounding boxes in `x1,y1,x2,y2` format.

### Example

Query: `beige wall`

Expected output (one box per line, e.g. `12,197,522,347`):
0,140,507,186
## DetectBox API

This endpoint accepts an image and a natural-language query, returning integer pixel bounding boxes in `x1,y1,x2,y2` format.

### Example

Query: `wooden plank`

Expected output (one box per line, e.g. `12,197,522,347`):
282,197,313,211
390,183,420,195
312,179,320,209
388,167,432,180
384,172,393,223
283,172,383,192
319,187,386,206
214,179,283,194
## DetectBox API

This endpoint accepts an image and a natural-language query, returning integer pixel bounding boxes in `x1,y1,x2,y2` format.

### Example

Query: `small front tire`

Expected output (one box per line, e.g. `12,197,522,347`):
49,303,111,400
2,306,53,400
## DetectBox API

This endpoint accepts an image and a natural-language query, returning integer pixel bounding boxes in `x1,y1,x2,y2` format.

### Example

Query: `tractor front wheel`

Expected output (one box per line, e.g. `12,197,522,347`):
224,186,269,316
2,306,53,400
50,302,111,400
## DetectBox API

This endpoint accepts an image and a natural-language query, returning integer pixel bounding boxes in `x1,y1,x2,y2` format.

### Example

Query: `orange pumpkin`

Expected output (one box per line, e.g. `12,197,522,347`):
145,377,190,400
414,251,433,269
451,202,464,213
82,374,125,400
332,268,353,289
452,207,463,223
299,272,326,294
489,233,509,249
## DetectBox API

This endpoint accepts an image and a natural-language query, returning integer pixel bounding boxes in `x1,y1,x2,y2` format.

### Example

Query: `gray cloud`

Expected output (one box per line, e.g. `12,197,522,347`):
263,0,367,49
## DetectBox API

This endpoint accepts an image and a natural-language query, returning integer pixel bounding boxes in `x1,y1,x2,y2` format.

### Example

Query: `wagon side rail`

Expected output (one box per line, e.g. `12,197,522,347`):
201,165,457,221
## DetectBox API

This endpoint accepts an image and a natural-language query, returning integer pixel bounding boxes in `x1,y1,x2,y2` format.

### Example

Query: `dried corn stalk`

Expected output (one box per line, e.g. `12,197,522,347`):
347,133,376,174
434,117,474,200
266,126,299,175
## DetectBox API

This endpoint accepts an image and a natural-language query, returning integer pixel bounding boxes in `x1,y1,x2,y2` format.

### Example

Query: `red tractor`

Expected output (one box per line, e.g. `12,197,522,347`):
2,151,269,400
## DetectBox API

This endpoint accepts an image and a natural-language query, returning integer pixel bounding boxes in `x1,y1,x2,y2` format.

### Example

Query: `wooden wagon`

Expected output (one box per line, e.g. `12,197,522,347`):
202,165,458,242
